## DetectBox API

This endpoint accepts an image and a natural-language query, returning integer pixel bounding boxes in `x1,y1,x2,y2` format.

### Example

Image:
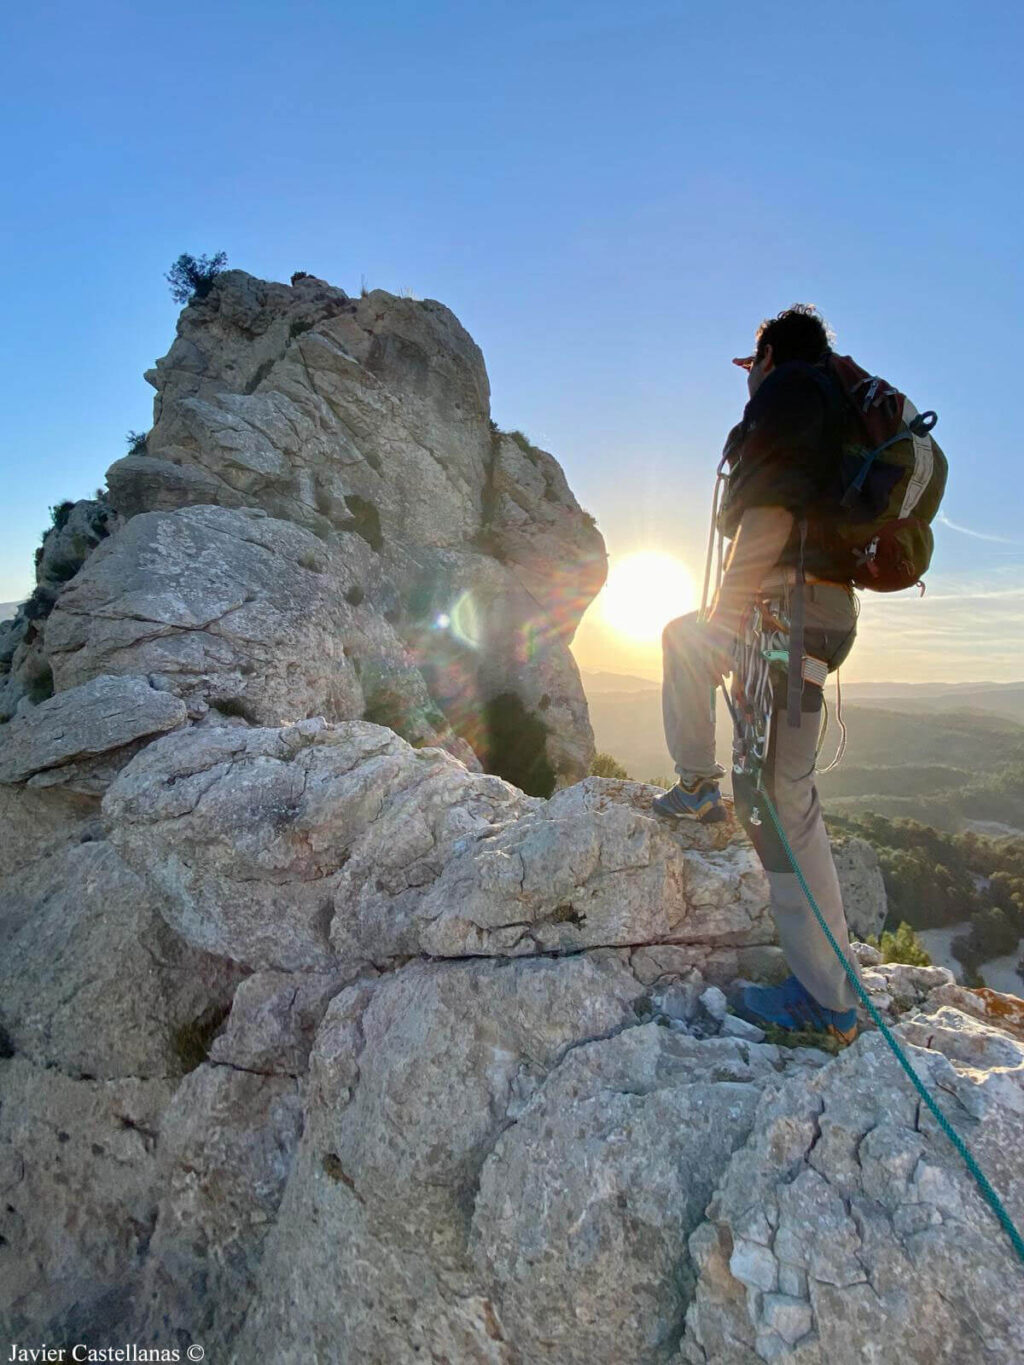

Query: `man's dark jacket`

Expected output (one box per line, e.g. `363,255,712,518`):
718,359,855,580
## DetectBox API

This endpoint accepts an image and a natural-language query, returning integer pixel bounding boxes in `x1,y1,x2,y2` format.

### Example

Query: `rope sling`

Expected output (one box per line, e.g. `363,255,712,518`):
700,462,1024,1267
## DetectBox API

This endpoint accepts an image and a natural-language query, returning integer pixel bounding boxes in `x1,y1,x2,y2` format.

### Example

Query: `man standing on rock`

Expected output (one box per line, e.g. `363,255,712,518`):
653,305,862,1044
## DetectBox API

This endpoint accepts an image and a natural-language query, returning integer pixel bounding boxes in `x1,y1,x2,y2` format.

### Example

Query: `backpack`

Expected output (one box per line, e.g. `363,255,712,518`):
817,353,948,592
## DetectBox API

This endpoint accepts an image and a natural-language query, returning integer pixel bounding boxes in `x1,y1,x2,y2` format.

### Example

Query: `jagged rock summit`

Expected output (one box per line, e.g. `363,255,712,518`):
1,269,1022,1362
2,268,607,792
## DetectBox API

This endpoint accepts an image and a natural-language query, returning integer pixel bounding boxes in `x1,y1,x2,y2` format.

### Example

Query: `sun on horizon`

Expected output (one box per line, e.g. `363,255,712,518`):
596,551,699,643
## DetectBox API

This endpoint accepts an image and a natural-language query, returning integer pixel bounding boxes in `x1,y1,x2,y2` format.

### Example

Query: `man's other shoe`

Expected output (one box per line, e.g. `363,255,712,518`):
737,975,858,1045
652,779,727,823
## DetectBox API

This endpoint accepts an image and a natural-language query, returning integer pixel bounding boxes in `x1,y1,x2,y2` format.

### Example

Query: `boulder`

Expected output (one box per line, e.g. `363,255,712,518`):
96,269,604,786
831,837,887,942
104,718,502,971
105,727,775,972
679,1006,1024,1363
42,505,367,723
0,673,187,791
0,840,242,1080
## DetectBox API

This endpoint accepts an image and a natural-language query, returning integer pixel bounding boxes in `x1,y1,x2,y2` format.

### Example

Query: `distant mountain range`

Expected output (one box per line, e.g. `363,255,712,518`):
581,669,1024,832
0,601,23,621
581,670,1024,724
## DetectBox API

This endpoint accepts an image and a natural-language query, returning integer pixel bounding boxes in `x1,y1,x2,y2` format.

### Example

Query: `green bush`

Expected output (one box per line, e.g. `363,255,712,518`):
865,921,932,966
49,500,75,531
953,906,1020,977
166,250,228,304
590,752,630,779
125,429,148,455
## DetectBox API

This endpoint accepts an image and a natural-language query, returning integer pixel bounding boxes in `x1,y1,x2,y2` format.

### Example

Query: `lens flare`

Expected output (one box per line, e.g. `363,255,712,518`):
449,589,485,649
597,551,697,642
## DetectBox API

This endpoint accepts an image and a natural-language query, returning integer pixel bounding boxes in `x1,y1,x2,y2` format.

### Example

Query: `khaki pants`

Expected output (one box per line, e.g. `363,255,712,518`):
661,583,863,1012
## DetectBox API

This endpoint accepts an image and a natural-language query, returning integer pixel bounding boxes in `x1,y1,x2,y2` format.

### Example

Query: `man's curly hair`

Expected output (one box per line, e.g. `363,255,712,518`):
754,304,834,365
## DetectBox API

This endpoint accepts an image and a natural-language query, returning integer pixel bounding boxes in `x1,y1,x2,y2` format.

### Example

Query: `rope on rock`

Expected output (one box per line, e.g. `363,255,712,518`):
702,446,1023,1264
753,720,1024,1268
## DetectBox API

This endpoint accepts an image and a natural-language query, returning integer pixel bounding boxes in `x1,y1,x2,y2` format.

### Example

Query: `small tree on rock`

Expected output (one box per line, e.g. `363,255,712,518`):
165,251,228,305
866,920,932,966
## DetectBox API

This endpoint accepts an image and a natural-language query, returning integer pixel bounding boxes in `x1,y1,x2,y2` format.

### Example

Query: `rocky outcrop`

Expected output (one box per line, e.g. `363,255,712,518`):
679,1007,1024,1364
103,726,774,973
4,725,1023,1360
94,270,604,790
1,270,604,791
2,268,1021,1362
0,497,118,721
830,838,887,941
0,674,186,791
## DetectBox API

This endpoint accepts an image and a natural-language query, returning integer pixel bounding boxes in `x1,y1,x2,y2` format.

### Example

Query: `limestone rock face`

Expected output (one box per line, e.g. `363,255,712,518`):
104,726,774,972
0,674,187,791
4,713,1024,1359
4,269,1022,1362
0,497,118,721
0,783,101,878
44,505,368,724
468,1025,770,1365
831,836,887,941
0,1059,175,1344
678,1007,1024,1364
0,840,242,1080
94,269,605,789
118,275,492,547
1,270,603,790
132,1065,306,1357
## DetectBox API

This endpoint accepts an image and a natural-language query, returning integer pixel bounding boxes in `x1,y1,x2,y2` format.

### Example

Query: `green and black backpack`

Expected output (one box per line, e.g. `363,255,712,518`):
816,353,948,592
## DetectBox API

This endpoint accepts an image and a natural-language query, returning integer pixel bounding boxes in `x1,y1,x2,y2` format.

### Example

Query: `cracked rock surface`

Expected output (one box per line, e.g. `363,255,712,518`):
677,1005,1024,1364
3,726,1023,1359
103,724,775,971
4,722,1023,1365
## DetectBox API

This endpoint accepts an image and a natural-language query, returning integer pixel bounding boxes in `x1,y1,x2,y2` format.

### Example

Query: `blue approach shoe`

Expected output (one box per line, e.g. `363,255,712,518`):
737,975,858,1045
652,779,728,823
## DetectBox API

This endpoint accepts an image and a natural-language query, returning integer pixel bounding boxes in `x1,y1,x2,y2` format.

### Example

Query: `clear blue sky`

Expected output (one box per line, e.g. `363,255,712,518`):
2,1,1021,679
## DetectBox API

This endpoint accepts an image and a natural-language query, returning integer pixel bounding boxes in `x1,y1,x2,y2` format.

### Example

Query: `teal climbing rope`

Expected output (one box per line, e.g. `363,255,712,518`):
756,780,1024,1266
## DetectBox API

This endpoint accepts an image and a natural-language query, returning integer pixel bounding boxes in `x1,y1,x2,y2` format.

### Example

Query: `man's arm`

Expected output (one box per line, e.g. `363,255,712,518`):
704,504,795,658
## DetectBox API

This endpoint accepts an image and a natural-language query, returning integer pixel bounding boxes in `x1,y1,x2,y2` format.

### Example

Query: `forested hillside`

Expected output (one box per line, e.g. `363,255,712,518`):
825,812,1024,981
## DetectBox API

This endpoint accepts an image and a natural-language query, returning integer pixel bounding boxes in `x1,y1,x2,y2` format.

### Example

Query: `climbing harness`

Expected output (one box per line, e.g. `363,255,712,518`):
697,468,1024,1266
